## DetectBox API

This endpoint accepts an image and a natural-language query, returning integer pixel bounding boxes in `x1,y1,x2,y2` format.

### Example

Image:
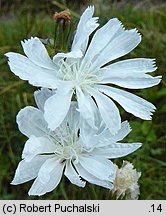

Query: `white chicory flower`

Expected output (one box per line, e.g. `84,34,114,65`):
5,6,161,134
111,160,141,200
11,89,142,196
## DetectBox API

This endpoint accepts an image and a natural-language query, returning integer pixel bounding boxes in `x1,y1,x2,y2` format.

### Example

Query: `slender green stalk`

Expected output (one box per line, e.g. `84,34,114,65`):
89,185,98,200
60,182,69,200
53,22,58,49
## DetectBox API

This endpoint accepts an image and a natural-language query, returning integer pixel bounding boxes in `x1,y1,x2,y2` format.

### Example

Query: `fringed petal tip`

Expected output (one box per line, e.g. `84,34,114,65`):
120,120,132,134
4,52,14,58
86,5,95,13
21,37,38,45
10,180,17,185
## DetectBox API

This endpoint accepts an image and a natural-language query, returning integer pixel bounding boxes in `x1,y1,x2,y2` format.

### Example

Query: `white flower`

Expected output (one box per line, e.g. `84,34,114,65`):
11,89,142,196
111,161,141,200
5,6,161,134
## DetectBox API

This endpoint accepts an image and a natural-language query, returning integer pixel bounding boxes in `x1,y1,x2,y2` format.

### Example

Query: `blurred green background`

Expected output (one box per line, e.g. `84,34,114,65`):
0,0,165,200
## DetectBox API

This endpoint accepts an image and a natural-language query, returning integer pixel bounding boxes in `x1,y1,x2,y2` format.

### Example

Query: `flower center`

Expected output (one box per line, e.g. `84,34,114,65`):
59,142,83,163
62,143,82,160
48,125,83,163
57,59,101,90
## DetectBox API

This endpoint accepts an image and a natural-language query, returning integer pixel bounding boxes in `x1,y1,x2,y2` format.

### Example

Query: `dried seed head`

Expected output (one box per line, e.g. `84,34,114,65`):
111,161,141,200
53,9,71,23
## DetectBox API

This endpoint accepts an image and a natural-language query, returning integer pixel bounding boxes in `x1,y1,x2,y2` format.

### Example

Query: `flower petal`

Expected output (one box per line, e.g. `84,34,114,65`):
99,58,161,88
100,75,161,89
11,155,49,185
76,87,97,129
64,160,86,187
5,52,60,88
44,85,73,130
28,158,64,196
72,6,99,52
77,92,107,149
21,37,58,70
93,121,132,148
82,18,123,64
102,58,158,74
112,121,131,142
90,89,121,135
16,106,48,138
34,88,54,111
92,28,141,69
78,155,116,181
92,143,142,159
75,163,114,189
64,102,80,132
53,49,83,60
96,85,155,120
22,136,56,161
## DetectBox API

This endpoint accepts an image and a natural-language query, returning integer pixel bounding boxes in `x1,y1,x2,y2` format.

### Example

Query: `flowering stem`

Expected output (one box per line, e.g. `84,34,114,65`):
106,190,115,200
64,21,71,51
89,185,98,200
59,21,64,50
60,181,68,199
53,22,58,49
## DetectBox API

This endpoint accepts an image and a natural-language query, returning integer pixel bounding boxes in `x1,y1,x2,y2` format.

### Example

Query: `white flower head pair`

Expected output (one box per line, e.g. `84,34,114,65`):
6,6,160,196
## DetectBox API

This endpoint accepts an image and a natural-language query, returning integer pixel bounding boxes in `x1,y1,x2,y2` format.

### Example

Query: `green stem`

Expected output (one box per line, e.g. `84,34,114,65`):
89,185,98,200
60,182,68,200
59,21,64,50
53,22,58,49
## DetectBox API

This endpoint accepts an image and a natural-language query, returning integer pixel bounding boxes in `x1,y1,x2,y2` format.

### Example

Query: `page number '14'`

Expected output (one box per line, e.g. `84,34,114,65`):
150,204,162,213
